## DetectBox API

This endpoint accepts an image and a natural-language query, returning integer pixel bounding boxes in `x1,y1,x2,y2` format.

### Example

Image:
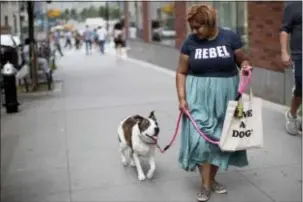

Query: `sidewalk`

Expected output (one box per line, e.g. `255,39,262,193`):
0,48,301,202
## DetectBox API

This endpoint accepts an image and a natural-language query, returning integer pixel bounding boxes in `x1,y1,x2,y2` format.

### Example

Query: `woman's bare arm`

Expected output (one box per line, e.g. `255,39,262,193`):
176,54,189,102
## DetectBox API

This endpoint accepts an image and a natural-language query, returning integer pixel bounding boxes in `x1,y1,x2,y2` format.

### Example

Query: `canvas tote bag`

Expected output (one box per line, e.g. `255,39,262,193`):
219,88,263,152
183,70,263,152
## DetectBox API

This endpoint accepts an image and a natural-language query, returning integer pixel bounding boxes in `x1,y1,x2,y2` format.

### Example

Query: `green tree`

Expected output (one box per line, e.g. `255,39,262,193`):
64,8,70,21
87,5,98,18
80,8,88,21
98,5,106,18
109,7,121,20
70,8,77,19
58,12,65,20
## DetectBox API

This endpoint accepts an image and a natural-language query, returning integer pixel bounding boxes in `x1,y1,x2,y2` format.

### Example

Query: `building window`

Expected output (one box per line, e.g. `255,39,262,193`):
236,2,248,50
186,2,248,50
4,15,9,26
149,2,175,47
212,2,248,50
127,1,143,39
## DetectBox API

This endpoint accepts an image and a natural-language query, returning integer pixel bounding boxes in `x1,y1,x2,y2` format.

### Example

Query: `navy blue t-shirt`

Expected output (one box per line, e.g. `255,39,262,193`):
180,27,243,77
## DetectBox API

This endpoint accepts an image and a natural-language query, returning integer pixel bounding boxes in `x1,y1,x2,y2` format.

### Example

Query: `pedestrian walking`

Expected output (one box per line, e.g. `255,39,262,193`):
92,28,99,49
113,22,125,58
64,31,72,49
83,25,92,55
53,30,63,56
97,26,107,54
176,4,252,201
280,1,302,136
74,30,81,50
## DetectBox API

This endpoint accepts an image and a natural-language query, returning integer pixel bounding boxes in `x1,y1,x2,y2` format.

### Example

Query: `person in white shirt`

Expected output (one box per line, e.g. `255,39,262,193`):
97,26,107,54
64,31,72,49
53,30,63,56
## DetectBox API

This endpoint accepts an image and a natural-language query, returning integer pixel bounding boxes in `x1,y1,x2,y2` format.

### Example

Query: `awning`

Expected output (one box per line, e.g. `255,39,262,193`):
0,34,21,47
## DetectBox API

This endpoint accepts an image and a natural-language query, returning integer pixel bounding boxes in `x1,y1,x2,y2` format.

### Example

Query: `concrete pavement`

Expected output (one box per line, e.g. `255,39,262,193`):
0,46,301,202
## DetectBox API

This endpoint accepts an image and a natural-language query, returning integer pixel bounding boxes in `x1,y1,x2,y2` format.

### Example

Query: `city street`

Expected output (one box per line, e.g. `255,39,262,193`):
1,45,301,202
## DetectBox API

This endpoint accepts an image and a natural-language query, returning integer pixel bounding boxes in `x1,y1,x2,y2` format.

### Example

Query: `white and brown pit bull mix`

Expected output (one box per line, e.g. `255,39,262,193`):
117,111,160,181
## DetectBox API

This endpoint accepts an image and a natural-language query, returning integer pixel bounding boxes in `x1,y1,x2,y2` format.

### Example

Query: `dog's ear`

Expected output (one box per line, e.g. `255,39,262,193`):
148,110,156,121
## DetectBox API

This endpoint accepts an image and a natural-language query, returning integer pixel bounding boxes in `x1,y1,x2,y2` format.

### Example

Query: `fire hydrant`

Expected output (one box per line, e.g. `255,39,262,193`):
1,61,19,113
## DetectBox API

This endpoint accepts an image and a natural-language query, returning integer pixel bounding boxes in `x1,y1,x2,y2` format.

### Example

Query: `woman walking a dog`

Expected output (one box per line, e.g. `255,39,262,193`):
176,4,252,201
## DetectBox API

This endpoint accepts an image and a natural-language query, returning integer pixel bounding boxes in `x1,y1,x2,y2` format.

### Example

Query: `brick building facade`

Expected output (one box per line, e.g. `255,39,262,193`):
247,2,284,71
124,1,285,71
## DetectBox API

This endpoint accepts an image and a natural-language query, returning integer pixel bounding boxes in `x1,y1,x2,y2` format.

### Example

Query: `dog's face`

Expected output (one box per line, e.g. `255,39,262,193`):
138,111,160,142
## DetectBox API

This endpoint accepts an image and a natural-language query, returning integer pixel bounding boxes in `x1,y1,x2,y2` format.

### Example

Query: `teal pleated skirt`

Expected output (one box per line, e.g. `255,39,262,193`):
178,74,249,172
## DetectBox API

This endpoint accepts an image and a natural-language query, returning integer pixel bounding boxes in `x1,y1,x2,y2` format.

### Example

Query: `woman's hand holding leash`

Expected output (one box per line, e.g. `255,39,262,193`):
155,70,253,154
179,99,188,112
153,98,188,154
236,68,252,101
241,62,253,75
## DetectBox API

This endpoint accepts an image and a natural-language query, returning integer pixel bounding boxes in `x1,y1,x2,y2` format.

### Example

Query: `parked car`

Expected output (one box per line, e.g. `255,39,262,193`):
161,29,176,38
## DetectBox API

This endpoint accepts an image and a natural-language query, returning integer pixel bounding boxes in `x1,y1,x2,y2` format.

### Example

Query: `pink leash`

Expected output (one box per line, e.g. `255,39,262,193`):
155,70,252,152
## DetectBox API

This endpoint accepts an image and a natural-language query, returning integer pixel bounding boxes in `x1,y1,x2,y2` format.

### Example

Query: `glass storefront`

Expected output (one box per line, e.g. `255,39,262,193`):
212,1,248,49
149,1,175,47
186,2,248,50
127,1,143,39
127,1,176,45
127,1,248,50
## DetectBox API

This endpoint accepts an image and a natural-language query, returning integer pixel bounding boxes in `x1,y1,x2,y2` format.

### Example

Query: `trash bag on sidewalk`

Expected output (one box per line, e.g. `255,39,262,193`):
15,64,29,80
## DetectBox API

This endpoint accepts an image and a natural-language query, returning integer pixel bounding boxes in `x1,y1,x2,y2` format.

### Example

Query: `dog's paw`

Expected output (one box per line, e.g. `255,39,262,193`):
138,174,146,181
146,170,154,179
121,158,129,167
130,160,135,167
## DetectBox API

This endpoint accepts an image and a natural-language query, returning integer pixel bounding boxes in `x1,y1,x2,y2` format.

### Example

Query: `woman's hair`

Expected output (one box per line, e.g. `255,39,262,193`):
114,23,122,30
187,4,217,30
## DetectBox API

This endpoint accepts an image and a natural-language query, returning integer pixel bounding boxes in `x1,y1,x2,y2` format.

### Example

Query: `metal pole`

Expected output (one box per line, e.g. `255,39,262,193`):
27,1,38,91
44,3,48,37
44,2,50,63
105,1,109,31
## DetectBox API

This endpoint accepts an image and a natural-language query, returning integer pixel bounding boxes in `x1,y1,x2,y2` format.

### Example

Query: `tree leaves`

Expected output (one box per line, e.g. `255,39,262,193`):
62,5,122,21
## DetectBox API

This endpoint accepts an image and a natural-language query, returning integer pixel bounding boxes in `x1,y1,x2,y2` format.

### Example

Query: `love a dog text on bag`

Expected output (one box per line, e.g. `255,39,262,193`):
232,109,253,138
242,109,253,118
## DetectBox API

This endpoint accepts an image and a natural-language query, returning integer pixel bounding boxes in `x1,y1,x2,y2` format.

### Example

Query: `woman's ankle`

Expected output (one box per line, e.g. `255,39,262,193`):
201,184,211,190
